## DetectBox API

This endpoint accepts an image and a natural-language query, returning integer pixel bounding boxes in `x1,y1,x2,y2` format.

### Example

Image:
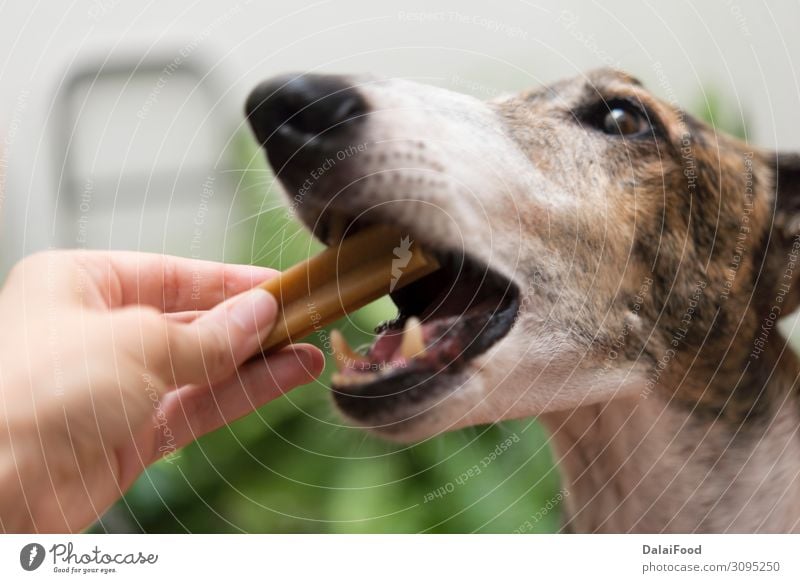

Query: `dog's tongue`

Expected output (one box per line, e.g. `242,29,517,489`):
368,330,405,364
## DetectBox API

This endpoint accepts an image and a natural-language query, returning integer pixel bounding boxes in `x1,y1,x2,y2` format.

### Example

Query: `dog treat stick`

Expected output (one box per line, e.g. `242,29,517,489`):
259,226,439,352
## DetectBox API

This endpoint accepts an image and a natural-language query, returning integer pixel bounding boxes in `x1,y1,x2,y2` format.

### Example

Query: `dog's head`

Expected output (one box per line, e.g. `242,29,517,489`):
246,69,800,440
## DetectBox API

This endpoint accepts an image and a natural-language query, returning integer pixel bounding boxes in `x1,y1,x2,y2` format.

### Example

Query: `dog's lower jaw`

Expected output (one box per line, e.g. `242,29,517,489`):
337,374,492,443
539,390,800,533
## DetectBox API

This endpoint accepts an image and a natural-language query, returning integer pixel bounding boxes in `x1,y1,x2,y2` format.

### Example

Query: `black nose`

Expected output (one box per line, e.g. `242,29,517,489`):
245,74,367,158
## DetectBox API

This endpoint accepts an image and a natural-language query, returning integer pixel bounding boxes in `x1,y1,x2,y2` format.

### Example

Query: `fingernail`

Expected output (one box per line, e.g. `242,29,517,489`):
292,346,325,376
227,288,277,335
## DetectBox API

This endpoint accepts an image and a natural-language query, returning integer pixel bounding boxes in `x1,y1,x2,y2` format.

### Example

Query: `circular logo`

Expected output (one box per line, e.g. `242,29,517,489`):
19,543,45,571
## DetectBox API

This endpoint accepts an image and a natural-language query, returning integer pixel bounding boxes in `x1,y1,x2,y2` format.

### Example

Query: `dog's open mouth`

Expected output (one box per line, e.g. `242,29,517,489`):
319,215,521,422
245,72,523,428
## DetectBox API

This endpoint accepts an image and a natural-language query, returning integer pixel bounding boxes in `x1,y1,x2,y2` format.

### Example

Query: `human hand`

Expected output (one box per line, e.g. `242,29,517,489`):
0,251,324,532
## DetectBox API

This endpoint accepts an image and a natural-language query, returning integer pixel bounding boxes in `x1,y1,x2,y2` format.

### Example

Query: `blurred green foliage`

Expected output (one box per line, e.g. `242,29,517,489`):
694,88,748,140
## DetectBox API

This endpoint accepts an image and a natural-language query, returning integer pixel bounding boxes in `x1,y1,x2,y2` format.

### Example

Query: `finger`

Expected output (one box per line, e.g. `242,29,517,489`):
78,251,278,311
165,310,205,324
161,287,279,386
143,345,324,465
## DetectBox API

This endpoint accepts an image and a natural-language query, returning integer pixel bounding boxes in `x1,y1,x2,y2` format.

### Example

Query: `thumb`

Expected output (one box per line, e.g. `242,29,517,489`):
167,287,278,385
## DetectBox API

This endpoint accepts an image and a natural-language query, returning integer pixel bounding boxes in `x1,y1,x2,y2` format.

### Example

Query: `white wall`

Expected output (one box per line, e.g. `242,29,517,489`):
1,0,798,147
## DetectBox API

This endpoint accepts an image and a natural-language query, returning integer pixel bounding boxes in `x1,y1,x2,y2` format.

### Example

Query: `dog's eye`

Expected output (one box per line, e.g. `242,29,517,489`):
600,102,650,136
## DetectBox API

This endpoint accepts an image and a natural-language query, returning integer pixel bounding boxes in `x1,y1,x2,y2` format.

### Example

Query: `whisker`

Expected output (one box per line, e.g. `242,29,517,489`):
227,204,289,230
217,168,274,174
250,227,312,265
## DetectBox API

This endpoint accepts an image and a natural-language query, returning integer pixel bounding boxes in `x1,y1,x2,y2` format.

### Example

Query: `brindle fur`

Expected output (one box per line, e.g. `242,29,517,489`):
505,71,800,532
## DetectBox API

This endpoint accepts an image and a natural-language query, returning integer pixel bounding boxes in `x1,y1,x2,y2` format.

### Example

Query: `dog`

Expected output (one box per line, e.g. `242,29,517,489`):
245,69,800,533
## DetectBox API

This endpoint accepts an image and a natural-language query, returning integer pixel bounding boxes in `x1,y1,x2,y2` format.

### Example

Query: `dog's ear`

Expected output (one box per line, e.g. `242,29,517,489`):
773,153,800,237
763,152,800,312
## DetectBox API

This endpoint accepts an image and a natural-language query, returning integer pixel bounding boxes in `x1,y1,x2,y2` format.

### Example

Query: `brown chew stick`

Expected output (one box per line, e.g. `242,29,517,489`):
258,226,440,352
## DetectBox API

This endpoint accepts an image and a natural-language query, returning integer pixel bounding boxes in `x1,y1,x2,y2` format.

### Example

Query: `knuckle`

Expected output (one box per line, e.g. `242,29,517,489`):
199,324,235,378
8,250,92,292
9,251,56,279
115,306,173,371
120,305,163,334
162,258,185,311
24,249,59,265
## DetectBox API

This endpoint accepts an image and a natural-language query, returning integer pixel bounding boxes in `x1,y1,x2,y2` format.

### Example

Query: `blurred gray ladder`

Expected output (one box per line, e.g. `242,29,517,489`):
2,46,243,273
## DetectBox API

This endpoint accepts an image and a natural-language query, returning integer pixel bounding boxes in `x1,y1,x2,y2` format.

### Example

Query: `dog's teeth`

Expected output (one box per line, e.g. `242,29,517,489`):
332,371,361,387
331,371,378,387
330,329,364,371
400,317,426,359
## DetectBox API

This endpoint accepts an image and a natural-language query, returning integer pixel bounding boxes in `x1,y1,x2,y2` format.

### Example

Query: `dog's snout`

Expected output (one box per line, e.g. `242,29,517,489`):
245,74,367,157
